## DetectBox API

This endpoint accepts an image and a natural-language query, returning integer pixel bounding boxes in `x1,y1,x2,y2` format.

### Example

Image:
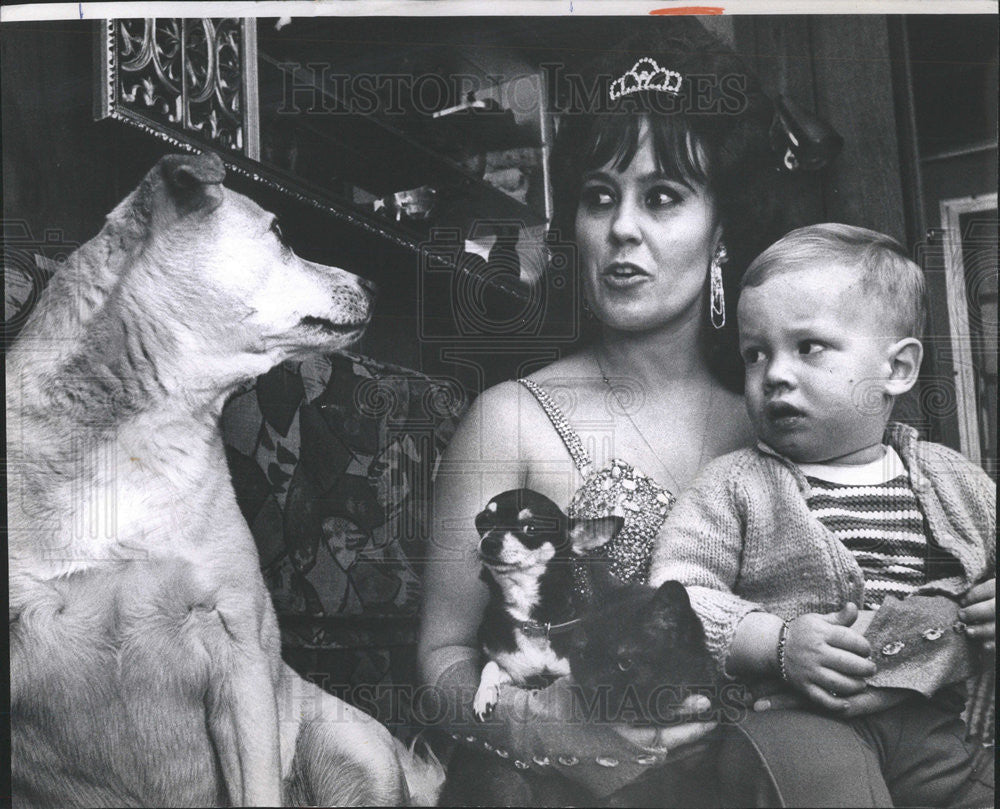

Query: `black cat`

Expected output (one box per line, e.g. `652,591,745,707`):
568,577,717,725
564,577,721,808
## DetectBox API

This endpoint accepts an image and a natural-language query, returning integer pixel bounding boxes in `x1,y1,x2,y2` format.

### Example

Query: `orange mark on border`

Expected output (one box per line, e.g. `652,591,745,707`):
649,6,725,14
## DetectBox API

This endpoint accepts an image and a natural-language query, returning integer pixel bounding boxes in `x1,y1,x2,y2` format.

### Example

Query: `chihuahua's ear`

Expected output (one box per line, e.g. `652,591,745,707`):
885,338,923,396
569,516,624,554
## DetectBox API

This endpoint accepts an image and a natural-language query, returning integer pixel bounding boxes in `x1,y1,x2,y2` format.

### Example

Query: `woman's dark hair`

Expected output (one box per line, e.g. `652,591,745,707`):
548,21,783,392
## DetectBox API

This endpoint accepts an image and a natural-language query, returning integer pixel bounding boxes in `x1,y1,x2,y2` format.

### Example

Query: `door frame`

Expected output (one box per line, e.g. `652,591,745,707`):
938,191,998,464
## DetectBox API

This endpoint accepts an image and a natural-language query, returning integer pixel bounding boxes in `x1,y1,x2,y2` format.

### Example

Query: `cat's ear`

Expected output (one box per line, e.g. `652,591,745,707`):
651,581,705,643
568,516,624,554
653,580,692,611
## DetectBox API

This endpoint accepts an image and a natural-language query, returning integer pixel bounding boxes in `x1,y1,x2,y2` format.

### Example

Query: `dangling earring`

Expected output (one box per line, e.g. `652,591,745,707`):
710,242,728,330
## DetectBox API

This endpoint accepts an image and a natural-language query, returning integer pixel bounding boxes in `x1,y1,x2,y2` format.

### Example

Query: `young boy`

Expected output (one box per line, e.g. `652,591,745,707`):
651,224,995,807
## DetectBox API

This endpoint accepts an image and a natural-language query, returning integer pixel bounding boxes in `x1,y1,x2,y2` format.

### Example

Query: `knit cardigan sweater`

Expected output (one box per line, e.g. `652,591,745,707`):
650,423,996,697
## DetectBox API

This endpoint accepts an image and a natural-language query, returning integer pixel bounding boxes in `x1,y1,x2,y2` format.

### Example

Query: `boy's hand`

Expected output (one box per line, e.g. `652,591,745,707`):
783,603,877,712
838,686,912,717
959,578,995,652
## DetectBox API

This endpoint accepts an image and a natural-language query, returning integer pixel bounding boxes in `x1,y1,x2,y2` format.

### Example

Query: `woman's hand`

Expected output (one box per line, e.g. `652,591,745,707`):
613,694,717,765
520,678,718,794
960,578,995,652
528,681,716,742
754,686,911,718
782,603,877,711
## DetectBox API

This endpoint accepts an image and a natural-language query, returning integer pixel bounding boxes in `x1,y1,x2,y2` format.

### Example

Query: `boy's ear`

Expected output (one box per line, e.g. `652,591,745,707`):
885,338,923,396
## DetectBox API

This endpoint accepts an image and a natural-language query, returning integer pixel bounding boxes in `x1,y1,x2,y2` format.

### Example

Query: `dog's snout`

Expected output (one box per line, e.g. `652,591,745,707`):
479,534,502,558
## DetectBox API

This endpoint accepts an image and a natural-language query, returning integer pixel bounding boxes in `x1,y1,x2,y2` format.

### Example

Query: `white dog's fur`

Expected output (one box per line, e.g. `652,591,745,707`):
8,153,419,807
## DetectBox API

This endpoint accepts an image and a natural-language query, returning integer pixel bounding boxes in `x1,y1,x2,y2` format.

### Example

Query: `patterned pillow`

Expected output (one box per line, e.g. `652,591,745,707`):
222,352,465,707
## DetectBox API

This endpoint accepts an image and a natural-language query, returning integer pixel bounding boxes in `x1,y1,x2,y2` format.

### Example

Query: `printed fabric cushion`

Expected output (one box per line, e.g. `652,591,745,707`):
221,352,464,698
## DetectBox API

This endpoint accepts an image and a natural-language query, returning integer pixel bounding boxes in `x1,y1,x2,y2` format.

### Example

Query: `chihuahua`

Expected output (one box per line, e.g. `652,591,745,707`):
472,488,622,719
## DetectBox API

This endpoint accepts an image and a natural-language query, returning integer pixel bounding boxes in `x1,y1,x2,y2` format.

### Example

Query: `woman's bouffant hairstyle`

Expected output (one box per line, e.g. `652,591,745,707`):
548,21,784,392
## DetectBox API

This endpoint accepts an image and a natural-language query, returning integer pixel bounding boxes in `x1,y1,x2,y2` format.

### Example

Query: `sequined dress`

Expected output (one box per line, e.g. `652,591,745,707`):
518,379,675,601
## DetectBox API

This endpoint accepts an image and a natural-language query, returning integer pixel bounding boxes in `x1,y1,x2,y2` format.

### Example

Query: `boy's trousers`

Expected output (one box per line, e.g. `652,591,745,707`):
718,694,994,808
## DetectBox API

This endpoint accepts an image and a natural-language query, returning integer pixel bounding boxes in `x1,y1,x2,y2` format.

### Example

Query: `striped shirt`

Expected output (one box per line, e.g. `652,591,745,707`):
805,473,928,608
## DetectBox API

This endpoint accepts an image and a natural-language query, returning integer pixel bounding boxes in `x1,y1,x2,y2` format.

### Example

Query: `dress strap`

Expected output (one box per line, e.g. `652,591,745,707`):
517,378,593,473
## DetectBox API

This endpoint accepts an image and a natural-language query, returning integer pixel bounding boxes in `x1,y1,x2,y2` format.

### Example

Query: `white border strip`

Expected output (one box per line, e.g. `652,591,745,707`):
939,191,998,465
2,1,999,23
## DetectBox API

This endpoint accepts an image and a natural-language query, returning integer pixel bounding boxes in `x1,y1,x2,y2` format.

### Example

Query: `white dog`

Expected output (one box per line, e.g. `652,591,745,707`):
8,153,424,807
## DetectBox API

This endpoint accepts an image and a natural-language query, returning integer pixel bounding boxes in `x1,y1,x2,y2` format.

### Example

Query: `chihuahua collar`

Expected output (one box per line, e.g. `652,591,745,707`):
520,617,582,638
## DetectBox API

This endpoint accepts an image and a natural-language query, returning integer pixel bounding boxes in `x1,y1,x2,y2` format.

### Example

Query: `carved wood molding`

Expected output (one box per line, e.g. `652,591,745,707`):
97,18,259,160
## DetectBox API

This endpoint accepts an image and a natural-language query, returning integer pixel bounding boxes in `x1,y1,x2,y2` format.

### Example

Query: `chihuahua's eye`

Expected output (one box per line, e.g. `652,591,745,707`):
523,523,536,535
616,657,633,672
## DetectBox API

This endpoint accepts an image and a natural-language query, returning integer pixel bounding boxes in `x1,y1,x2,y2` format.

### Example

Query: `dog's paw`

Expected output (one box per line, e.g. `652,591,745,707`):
473,685,498,721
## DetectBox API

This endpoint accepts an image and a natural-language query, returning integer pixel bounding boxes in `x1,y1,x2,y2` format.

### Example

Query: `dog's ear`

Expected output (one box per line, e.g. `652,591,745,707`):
568,516,624,554
160,152,226,215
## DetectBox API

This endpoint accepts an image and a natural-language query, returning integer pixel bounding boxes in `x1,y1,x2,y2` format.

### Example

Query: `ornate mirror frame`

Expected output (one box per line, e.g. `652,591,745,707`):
96,18,259,159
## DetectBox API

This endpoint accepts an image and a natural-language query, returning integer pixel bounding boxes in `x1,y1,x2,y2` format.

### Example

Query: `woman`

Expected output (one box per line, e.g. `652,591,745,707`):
418,23,782,806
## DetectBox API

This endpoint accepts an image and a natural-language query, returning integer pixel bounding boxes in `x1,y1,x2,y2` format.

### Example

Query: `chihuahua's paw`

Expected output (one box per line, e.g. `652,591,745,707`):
473,684,498,721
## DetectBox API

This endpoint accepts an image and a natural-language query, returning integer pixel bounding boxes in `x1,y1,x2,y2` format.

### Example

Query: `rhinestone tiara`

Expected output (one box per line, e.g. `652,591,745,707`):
609,58,683,101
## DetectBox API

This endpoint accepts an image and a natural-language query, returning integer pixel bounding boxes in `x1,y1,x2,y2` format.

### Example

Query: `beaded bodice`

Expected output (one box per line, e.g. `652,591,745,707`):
517,379,675,600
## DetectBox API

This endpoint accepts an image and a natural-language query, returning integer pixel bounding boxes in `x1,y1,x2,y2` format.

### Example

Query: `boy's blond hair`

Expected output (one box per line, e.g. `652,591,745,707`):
741,223,926,338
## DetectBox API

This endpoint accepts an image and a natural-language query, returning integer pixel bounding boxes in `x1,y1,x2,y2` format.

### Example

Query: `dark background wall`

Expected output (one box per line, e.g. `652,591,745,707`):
4,15,997,457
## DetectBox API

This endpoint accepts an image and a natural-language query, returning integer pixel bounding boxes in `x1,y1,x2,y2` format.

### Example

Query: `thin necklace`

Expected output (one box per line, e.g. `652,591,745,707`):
594,351,714,493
